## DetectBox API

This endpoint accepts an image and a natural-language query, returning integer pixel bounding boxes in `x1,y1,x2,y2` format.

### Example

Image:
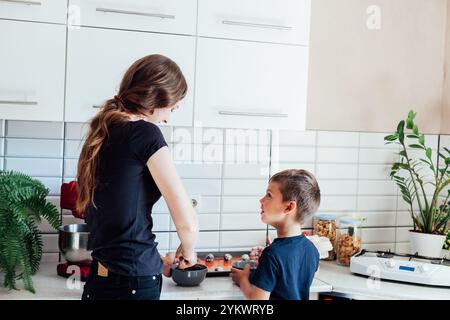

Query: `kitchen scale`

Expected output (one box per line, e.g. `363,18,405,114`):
350,249,450,287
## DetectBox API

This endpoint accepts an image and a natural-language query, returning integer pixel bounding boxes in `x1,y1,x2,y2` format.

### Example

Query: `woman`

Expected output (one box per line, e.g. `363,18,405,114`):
76,54,199,300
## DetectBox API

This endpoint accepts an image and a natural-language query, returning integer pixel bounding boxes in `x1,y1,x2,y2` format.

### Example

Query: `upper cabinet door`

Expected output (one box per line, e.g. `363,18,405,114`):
65,27,195,125
0,20,66,121
307,0,447,134
198,0,311,45
0,0,67,24
69,0,197,35
194,38,309,130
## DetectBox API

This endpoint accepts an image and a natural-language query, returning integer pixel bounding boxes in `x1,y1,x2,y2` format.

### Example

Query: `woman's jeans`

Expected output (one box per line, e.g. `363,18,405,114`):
82,260,162,300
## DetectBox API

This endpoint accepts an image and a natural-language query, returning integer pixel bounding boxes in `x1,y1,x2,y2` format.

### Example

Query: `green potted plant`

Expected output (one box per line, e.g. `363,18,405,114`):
384,111,450,257
0,171,60,293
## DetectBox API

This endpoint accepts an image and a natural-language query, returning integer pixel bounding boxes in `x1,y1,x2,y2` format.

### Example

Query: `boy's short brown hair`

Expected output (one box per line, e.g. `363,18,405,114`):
270,169,321,223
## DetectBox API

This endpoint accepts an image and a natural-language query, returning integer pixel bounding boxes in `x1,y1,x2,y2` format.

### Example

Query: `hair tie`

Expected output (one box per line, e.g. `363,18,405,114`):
114,95,125,105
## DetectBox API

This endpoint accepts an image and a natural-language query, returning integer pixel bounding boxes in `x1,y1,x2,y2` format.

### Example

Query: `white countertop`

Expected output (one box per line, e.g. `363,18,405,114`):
316,261,450,300
0,262,331,300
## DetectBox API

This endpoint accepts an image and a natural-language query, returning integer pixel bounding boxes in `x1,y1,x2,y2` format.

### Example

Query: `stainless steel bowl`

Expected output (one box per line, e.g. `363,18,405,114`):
58,223,92,263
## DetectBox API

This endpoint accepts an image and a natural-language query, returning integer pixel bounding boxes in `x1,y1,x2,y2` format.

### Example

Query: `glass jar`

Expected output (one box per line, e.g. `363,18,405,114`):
336,217,362,266
313,213,337,260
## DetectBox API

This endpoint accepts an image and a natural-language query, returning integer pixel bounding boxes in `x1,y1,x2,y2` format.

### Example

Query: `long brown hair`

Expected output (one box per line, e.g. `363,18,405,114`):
76,54,187,213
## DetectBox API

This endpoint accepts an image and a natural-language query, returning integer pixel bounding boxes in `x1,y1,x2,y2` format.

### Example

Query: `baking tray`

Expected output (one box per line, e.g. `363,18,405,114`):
197,251,250,277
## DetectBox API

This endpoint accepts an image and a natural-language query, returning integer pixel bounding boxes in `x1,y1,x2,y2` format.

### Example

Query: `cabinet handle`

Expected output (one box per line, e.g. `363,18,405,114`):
96,7,175,20
0,100,38,105
218,110,288,118
222,20,292,31
0,0,41,5
92,105,101,109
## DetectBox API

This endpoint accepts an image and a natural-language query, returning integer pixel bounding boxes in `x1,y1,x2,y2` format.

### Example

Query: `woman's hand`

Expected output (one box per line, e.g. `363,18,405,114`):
175,244,197,269
161,252,176,277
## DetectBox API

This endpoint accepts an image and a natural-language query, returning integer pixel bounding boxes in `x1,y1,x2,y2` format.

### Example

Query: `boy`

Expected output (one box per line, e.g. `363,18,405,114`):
231,169,321,300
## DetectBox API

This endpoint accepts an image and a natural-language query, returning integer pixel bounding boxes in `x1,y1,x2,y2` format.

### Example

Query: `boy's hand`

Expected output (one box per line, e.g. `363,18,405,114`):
230,264,251,286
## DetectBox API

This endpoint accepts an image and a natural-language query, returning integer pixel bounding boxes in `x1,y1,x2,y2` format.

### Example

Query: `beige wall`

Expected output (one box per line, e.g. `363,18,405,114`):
442,2,450,134
307,0,447,134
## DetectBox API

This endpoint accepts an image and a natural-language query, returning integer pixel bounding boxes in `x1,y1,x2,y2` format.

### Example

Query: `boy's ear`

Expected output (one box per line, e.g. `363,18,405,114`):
284,201,297,215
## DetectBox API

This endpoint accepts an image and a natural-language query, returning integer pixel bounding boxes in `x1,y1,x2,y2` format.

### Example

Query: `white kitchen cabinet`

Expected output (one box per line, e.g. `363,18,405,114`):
65,27,195,125
68,0,197,35
194,37,309,130
307,0,447,134
0,0,67,24
0,20,66,121
198,0,311,45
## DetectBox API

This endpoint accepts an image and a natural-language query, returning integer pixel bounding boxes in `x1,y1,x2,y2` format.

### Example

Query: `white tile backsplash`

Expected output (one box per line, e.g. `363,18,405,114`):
152,214,170,232
359,132,399,149
221,213,266,230
319,196,357,211
222,196,260,213
395,242,411,254
35,177,63,196
64,139,84,158
5,120,445,255
358,180,397,196
182,179,221,196
64,159,78,177
317,147,358,164
396,211,414,226
220,230,267,249
357,212,396,227
361,227,396,243
273,130,316,146
316,164,358,180
359,148,399,164
42,234,58,252
5,158,62,176
176,163,222,178
275,145,315,162
5,138,63,158
222,179,267,196
170,213,220,231
272,162,316,175
65,122,89,140
357,196,397,211
395,227,411,242
6,121,63,139
317,131,359,147
223,163,270,179
358,164,392,180
154,232,170,251
170,231,220,250
319,180,358,195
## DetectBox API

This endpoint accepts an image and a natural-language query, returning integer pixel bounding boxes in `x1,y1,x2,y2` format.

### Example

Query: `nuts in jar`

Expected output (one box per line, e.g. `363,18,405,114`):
313,214,337,260
336,218,362,266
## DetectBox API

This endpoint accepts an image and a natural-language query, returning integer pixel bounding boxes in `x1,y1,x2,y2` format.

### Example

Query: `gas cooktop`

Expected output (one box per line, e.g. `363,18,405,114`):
350,249,450,287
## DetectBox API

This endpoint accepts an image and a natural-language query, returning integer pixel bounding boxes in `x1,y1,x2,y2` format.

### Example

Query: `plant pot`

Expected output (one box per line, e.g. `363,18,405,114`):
409,231,446,258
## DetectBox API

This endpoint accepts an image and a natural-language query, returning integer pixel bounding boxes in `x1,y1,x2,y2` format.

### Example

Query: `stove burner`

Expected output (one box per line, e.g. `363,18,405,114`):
376,250,395,259
357,249,450,265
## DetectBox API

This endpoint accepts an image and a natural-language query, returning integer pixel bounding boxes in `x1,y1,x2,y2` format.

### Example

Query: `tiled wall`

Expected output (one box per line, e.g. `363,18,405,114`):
1,119,448,262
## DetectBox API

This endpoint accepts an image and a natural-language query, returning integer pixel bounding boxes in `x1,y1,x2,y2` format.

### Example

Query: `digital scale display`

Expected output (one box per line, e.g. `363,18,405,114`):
399,265,415,272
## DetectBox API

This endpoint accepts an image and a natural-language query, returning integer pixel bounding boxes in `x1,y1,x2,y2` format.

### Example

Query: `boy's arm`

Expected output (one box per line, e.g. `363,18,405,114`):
238,276,271,300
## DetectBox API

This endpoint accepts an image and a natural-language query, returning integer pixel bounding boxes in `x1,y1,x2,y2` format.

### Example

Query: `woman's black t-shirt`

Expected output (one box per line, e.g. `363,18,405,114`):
85,120,167,276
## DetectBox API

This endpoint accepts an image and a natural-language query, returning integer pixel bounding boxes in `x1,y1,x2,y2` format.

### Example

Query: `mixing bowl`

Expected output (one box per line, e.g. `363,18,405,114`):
171,264,208,286
58,223,92,263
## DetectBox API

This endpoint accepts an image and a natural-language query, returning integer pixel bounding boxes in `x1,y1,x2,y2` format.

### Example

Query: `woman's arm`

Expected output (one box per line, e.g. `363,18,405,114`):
147,147,199,264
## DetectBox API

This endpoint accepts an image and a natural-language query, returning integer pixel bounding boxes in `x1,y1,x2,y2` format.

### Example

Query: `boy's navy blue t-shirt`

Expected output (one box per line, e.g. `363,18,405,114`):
250,235,320,300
